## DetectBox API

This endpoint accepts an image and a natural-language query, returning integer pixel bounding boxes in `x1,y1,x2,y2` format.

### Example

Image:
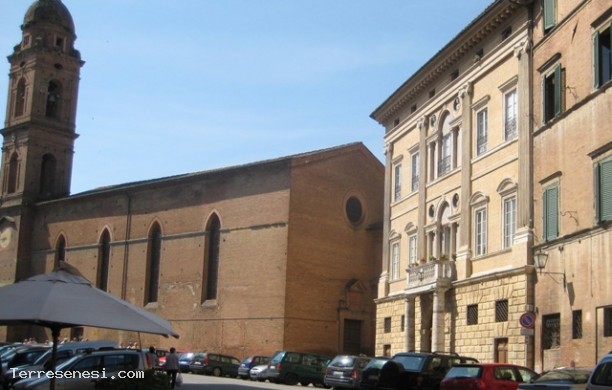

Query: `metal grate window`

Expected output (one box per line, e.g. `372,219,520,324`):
384,317,391,333
467,304,478,325
495,300,508,322
572,310,582,339
605,307,612,337
543,313,561,349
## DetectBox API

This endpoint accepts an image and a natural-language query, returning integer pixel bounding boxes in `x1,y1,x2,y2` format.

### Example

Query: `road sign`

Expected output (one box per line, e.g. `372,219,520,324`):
519,312,536,329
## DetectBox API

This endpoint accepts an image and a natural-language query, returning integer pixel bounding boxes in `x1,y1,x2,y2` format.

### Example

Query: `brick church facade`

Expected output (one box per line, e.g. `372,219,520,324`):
0,0,384,359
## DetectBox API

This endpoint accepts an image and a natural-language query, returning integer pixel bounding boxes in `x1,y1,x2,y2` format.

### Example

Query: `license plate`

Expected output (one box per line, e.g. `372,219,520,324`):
369,374,379,380
333,371,343,377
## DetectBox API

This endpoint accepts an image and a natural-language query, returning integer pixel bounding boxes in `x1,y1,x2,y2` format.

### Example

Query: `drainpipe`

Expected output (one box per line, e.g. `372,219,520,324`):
121,192,132,300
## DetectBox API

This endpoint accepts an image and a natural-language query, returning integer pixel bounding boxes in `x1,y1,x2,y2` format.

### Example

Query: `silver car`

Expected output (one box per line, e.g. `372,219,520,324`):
587,353,612,389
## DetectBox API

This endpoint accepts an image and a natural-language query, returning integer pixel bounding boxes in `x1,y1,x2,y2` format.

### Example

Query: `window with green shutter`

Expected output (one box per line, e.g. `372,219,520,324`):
543,185,559,241
596,159,612,222
593,21,612,89
543,64,562,123
543,0,556,33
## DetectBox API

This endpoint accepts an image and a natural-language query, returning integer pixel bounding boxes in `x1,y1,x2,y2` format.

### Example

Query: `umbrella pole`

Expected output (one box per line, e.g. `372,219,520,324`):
50,326,59,390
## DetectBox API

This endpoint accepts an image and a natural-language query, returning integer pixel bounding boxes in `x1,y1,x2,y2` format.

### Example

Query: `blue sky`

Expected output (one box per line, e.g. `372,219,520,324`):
1,1,493,194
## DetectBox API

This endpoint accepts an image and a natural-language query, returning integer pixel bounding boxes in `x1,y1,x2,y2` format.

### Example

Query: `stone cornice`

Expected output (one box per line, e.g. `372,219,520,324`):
371,1,519,125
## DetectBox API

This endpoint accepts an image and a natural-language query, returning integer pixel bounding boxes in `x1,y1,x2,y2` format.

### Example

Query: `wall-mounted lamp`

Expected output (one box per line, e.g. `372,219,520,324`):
534,250,549,271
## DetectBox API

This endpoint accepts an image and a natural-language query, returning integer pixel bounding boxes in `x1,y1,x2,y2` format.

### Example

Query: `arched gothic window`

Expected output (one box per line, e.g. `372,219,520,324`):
6,153,19,194
97,229,111,291
45,81,60,118
55,235,66,269
14,78,26,117
39,154,57,196
202,214,221,302
145,223,162,305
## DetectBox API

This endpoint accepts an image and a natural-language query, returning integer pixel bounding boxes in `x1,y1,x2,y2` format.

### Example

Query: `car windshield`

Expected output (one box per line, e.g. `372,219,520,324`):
445,365,482,379
534,369,591,384
364,358,389,370
393,355,426,371
329,356,356,367
270,351,285,365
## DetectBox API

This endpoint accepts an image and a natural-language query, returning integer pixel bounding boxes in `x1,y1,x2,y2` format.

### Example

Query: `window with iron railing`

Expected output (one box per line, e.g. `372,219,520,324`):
438,155,451,176
476,108,488,156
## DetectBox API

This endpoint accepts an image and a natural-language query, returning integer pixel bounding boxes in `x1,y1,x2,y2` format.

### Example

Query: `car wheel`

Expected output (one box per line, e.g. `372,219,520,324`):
213,367,222,377
285,373,299,386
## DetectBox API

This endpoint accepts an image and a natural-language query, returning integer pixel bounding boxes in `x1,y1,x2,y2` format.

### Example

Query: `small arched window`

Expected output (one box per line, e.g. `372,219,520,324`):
14,78,26,117
39,154,57,196
55,235,66,269
45,81,61,118
202,214,221,302
6,153,19,194
97,229,111,291
145,223,162,305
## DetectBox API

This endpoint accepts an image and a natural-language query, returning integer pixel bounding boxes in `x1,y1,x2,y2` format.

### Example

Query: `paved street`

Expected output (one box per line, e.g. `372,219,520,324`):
178,373,324,389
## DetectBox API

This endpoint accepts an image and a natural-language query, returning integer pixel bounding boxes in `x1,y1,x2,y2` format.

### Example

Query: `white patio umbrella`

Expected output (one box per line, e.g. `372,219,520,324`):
0,262,179,390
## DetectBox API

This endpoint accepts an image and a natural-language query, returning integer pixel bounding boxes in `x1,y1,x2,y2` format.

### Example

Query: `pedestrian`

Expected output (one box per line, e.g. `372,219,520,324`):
165,347,180,389
147,346,159,368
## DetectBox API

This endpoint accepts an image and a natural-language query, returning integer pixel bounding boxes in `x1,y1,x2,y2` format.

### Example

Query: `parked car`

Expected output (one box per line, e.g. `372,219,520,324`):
238,355,270,379
359,356,390,389
266,350,330,387
587,353,612,389
6,340,117,387
376,351,478,390
178,352,196,373
517,367,593,389
1,345,50,374
189,352,241,377
250,364,270,381
14,348,152,390
324,354,371,389
441,363,539,390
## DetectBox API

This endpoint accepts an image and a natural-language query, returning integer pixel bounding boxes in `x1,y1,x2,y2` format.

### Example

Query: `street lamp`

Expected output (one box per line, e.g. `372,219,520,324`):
534,250,549,271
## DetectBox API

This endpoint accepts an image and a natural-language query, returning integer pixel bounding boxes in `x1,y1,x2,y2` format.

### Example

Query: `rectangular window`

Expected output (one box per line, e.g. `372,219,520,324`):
594,22,612,88
394,163,402,201
543,313,561,349
604,307,612,337
505,89,517,140
401,315,405,332
476,108,488,156
411,153,420,192
543,64,562,123
438,134,451,176
408,235,417,265
572,310,583,339
467,304,478,325
475,207,487,256
496,300,508,322
391,242,400,280
503,196,517,249
543,184,559,241
383,317,392,333
596,158,612,223
543,0,556,32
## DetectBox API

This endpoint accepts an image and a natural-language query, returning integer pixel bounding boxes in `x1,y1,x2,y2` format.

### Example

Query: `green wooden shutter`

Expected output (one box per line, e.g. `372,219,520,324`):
544,186,558,241
554,65,562,117
600,160,612,222
544,0,556,32
594,31,600,89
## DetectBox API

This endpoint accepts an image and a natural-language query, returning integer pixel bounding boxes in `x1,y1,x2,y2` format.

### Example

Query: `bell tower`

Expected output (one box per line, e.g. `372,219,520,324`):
0,0,83,286
1,0,83,204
